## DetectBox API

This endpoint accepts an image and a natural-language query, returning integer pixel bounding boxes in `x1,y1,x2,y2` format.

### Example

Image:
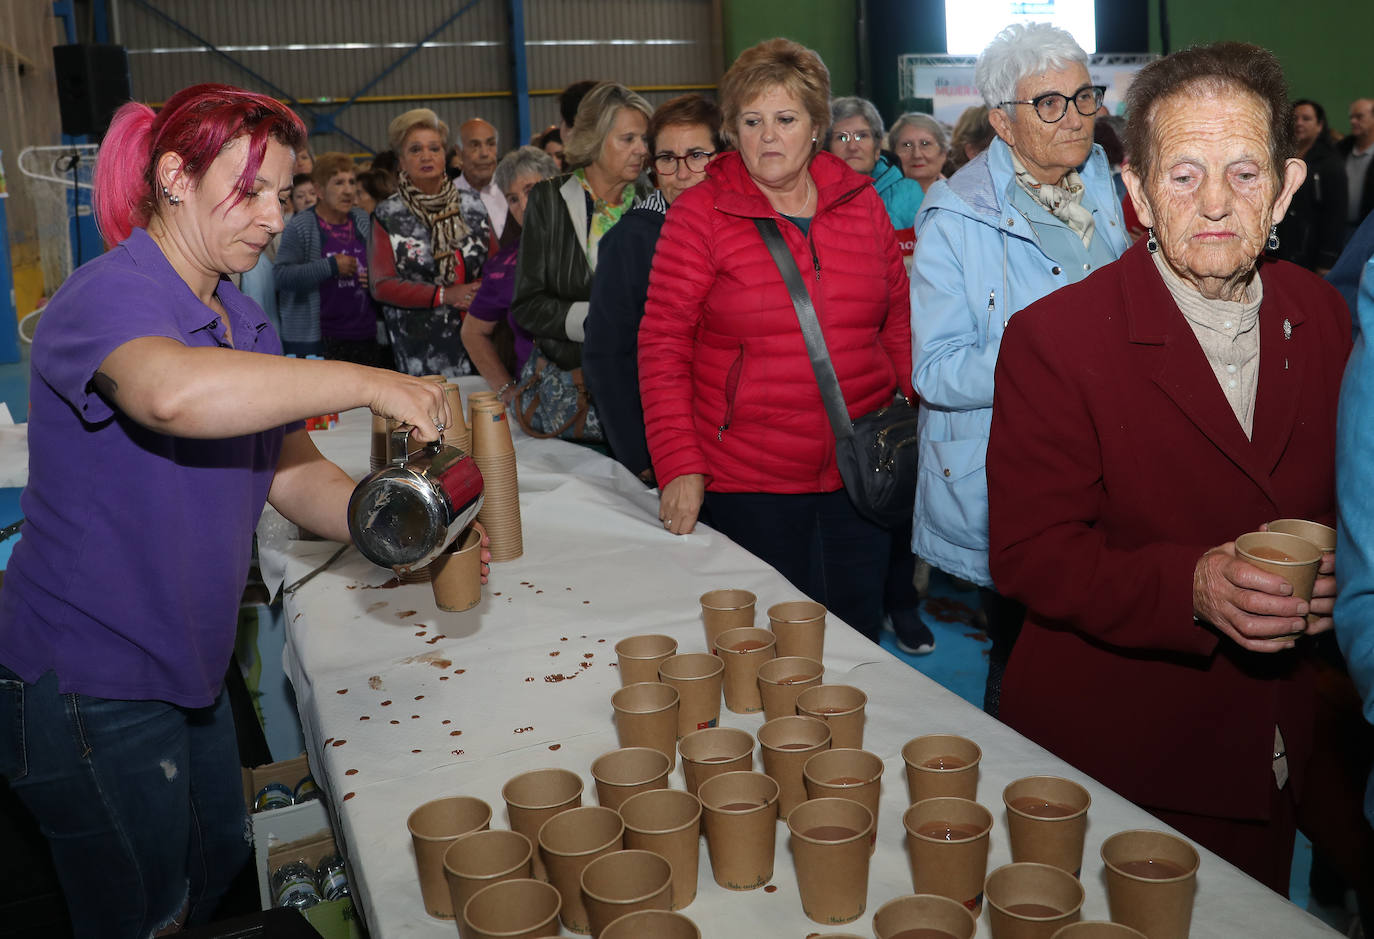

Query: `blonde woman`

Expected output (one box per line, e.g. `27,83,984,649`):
370,108,493,377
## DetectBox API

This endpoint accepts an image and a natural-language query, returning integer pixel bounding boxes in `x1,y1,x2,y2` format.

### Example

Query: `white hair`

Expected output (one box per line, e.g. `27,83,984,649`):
494,146,560,193
888,112,949,153
974,22,1088,119
829,96,885,139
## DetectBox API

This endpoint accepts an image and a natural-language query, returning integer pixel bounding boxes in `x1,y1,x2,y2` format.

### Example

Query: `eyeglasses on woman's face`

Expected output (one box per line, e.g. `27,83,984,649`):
1000,84,1107,124
832,130,874,144
653,149,715,174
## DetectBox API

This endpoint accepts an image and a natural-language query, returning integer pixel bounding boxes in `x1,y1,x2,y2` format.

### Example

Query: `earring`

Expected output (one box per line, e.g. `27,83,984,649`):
1267,224,1280,251
1145,227,1158,253
162,185,181,206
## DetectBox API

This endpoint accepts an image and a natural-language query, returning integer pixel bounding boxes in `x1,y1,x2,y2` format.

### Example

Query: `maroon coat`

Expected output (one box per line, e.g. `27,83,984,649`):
988,241,1352,822
639,150,913,494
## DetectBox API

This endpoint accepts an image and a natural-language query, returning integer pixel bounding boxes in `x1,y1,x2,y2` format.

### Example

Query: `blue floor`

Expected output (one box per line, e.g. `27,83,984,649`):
0,345,27,570
0,342,1327,918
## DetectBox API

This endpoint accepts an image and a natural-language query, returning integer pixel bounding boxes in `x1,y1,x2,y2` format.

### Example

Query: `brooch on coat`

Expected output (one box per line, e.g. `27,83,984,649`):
1283,318,1292,370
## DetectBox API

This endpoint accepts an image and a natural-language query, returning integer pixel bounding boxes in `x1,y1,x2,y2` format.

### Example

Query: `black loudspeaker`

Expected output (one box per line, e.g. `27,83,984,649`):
52,44,132,138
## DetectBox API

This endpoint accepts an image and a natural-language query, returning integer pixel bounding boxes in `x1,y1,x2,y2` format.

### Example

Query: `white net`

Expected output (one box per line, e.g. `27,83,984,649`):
18,145,98,297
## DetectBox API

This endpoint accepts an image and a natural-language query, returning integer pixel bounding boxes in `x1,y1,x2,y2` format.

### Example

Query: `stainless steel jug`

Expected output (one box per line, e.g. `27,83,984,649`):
348,430,484,573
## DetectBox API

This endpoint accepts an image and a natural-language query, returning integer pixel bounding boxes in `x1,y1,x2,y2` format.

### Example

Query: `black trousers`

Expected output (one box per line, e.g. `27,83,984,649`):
705,489,890,642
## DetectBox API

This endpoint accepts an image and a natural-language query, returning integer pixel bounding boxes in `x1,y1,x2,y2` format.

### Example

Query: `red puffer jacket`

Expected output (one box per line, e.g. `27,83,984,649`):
639,150,914,494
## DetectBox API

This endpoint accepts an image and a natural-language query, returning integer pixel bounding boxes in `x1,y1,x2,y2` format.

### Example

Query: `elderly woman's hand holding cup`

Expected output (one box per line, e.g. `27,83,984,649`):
1192,543,1312,651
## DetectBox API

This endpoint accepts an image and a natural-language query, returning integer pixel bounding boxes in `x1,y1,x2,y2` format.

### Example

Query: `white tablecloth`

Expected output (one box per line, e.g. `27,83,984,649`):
262,391,1336,938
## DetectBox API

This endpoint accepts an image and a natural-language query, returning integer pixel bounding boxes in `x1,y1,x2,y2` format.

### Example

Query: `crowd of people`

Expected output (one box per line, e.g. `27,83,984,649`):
3,18,1374,938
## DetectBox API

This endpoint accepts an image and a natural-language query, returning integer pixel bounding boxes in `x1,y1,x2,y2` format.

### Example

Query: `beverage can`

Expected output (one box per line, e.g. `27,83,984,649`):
316,853,350,900
271,860,322,909
294,775,321,804
254,781,294,812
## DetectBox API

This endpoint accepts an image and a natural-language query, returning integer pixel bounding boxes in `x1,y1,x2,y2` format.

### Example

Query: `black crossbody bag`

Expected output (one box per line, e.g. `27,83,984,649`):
754,217,919,529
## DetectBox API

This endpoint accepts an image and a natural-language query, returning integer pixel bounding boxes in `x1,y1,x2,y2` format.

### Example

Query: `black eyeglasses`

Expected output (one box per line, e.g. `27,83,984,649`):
999,84,1106,124
653,150,715,174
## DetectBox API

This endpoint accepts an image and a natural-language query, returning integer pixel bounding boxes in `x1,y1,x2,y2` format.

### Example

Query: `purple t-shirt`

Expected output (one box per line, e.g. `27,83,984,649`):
317,215,377,341
467,238,534,373
0,227,292,707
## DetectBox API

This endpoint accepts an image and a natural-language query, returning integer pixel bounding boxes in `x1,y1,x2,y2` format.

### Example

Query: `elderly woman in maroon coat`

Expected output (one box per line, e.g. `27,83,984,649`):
987,43,1350,893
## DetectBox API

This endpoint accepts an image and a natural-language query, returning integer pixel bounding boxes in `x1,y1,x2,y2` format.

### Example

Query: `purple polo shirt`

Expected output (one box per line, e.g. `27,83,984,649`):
0,227,292,708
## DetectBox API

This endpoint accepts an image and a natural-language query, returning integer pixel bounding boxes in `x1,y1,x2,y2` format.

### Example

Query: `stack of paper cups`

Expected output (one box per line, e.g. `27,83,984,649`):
469,397,522,561
440,382,472,455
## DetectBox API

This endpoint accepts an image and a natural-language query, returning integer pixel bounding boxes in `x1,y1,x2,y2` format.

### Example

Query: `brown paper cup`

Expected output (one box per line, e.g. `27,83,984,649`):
441,382,472,453
795,684,867,749
678,727,754,797
767,600,826,662
430,526,483,612
472,445,523,562
757,714,832,818
756,655,824,721
470,401,516,457
601,910,701,939
407,796,493,919
590,747,671,811
1266,519,1335,625
619,788,702,910
902,797,993,915
902,734,982,803
611,683,679,767
1100,829,1199,939
872,893,978,939
985,862,1085,939
1268,518,1337,551
538,805,625,934
1051,923,1149,939
503,768,583,881
787,797,874,925
462,878,561,939
580,849,673,938
658,653,724,737
443,829,533,934
700,588,757,649
614,634,678,686
803,748,884,853
1235,531,1321,632
715,627,777,713
1003,776,1091,876
698,771,780,890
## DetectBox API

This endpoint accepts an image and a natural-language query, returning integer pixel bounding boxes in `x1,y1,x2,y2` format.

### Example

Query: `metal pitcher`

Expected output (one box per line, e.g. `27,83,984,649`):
348,429,484,573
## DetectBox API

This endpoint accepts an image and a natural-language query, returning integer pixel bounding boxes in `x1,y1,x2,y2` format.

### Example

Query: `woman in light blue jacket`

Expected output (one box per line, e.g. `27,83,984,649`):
1336,254,1374,829
909,22,1130,714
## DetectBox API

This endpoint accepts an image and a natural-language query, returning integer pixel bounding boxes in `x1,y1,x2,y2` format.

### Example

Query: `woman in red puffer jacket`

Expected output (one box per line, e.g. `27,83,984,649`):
639,38,914,641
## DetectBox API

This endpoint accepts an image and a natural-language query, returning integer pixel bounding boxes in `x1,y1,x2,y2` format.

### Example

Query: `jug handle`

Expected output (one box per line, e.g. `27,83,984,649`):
388,429,444,465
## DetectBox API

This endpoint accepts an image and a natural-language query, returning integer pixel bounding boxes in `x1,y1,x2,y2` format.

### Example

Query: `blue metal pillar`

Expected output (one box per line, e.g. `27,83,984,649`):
0,156,18,364
507,0,531,144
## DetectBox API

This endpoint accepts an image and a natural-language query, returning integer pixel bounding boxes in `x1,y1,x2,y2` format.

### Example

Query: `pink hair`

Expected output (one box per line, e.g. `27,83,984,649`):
94,83,307,247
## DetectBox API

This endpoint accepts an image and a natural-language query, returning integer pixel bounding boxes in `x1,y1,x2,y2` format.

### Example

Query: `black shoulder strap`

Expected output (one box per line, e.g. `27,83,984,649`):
753,217,853,441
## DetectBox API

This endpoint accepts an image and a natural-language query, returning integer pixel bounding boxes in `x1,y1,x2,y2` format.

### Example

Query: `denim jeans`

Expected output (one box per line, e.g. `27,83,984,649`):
0,665,250,938
705,489,891,641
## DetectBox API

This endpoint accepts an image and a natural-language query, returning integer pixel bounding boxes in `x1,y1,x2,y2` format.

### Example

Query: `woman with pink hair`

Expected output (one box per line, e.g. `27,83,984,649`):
0,83,458,935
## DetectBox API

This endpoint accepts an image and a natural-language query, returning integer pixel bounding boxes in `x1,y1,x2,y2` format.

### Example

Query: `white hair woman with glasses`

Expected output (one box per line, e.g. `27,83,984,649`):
908,21,1130,715
583,94,722,483
827,96,924,230
890,112,950,195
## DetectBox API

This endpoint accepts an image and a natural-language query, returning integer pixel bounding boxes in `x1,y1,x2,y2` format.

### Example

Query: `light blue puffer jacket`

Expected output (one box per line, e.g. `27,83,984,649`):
1335,253,1374,825
909,137,1130,586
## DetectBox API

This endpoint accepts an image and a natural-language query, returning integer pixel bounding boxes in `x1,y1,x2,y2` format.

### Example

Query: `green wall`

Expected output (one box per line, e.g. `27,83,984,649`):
1149,0,1374,136
720,0,858,97
721,1,1373,136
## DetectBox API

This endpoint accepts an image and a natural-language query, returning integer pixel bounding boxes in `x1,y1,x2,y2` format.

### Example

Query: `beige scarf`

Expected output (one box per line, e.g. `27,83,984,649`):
1010,152,1096,248
396,172,470,286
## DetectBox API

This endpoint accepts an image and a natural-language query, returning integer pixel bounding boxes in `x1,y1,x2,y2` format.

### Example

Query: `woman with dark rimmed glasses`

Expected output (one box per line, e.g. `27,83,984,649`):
907,22,1130,716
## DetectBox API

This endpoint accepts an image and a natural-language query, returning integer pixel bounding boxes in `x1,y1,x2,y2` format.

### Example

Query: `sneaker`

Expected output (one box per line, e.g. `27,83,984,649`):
891,608,936,655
